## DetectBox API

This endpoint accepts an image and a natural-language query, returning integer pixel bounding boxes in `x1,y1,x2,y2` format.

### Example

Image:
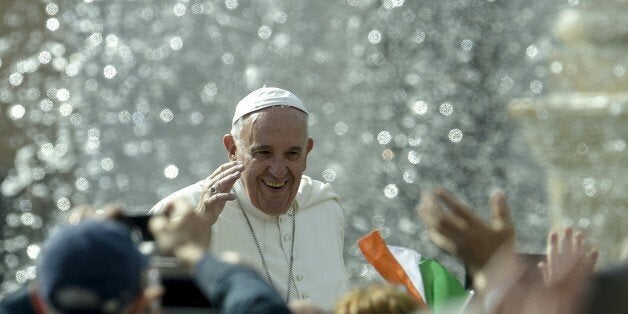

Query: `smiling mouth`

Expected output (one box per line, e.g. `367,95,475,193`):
262,179,286,188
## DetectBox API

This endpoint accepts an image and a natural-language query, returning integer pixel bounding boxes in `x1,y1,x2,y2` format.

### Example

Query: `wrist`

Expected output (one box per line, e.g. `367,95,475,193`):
174,244,207,269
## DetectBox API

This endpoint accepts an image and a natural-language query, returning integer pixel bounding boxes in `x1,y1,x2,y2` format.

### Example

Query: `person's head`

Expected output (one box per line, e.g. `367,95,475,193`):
224,87,313,216
37,220,151,314
335,284,420,314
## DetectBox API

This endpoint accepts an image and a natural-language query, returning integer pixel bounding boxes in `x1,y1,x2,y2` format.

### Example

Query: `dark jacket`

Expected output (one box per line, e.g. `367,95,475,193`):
194,254,291,314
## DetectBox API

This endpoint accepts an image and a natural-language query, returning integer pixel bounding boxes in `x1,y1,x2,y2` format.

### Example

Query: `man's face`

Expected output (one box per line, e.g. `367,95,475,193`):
226,107,313,216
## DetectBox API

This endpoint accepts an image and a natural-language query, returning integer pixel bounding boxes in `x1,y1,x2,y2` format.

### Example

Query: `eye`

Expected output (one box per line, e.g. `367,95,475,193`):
285,151,301,161
252,150,272,159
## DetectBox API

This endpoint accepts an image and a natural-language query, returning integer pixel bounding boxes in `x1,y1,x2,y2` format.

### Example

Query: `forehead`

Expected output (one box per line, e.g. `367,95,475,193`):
242,107,308,146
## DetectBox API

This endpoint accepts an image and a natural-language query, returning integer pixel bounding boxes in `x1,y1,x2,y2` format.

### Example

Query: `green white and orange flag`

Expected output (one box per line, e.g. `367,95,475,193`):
358,230,468,313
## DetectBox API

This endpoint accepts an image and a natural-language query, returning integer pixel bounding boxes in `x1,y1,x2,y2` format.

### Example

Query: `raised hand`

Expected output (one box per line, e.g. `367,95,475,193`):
417,188,515,274
194,161,244,225
471,228,598,314
149,197,214,267
537,227,598,287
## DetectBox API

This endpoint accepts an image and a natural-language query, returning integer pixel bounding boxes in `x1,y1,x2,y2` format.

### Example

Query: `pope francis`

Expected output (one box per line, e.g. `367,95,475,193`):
151,87,349,309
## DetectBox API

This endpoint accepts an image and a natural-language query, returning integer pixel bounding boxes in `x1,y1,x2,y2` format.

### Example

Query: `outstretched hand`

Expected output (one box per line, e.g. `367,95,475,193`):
537,227,598,287
194,161,244,224
417,188,515,274
149,198,215,268
469,228,598,314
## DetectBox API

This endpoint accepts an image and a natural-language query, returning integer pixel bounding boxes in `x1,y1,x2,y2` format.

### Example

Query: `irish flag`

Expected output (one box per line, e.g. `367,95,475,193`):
358,230,469,313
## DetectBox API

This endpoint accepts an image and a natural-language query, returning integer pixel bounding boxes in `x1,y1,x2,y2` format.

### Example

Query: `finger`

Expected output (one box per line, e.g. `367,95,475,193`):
573,231,584,255
213,170,242,193
203,163,244,197
207,161,243,180
417,195,446,225
561,227,573,254
432,213,468,243
197,193,236,219
207,161,238,179
202,193,237,210
149,215,169,236
547,231,559,262
162,201,176,218
489,189,513,228
537,261,549,284
420,196,469,242
585,250,599,271
213,192,237,202
427,231,458,254
434,188,482,225
589,250,599,268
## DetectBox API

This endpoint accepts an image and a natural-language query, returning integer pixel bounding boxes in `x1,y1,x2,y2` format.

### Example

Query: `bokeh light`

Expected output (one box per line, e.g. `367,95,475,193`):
0,0,577,296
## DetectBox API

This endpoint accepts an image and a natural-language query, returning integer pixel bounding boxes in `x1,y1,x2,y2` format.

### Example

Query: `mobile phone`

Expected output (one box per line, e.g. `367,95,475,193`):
118,213,153,242
119,212,214,310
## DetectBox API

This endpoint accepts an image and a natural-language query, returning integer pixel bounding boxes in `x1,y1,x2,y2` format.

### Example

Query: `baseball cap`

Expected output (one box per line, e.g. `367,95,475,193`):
38,220,148,314
232,87,308,125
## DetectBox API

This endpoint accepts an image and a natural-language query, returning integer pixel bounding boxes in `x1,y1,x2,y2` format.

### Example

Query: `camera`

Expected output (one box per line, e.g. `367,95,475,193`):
119,211,213,312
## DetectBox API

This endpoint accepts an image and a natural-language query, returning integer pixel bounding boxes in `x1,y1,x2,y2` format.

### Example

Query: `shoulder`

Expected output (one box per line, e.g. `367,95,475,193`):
296,176,344,230
150,180,206,214
297,175,341,209
299,175,334,190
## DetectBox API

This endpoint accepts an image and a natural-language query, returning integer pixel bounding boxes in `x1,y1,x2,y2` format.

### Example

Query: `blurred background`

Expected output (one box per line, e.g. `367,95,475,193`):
1,0,572,296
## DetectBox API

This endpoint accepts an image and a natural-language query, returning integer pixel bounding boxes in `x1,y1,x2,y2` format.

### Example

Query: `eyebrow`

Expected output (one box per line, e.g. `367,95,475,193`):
249,145,303,152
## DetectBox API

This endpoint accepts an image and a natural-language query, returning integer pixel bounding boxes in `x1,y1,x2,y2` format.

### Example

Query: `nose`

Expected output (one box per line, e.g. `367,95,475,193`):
268,156,288,178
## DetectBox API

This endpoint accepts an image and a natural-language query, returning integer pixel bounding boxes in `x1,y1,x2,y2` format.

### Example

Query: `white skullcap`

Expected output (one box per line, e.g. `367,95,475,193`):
232,87,308,125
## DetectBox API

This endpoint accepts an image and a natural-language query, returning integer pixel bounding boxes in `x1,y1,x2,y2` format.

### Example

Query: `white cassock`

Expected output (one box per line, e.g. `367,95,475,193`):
151,175,349,309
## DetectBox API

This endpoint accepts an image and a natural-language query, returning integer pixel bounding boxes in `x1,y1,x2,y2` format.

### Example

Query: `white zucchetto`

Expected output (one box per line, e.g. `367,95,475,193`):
232,87,308,125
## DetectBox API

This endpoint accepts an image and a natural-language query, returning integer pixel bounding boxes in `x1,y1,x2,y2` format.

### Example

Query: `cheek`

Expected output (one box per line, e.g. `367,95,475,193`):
289,162,307,176
242,161,264,181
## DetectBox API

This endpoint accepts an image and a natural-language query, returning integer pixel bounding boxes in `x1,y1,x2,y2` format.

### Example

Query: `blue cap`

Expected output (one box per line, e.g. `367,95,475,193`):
38,220,148,314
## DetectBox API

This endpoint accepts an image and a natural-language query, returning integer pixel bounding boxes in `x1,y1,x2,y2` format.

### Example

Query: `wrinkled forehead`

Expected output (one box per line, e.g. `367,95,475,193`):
240,106,309,143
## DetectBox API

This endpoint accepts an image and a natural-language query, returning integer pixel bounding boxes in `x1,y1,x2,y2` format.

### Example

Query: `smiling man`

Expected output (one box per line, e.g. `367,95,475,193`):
151,87,348,309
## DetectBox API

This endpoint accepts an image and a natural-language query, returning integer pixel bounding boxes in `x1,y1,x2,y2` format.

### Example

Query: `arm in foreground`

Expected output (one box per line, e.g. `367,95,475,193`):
472,227,598,314
193,254,290,314
417,188,515,274
149,198,289,314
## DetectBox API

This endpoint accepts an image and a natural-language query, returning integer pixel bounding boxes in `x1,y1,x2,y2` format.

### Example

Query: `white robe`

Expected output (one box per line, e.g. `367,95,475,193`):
151,175,349,309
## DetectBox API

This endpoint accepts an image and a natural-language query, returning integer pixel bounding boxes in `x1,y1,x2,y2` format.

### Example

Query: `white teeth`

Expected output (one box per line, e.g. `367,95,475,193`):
263,180,285,188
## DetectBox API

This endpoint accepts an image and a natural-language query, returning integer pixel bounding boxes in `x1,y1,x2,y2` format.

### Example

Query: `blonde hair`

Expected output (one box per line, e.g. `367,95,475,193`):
335,284,420,314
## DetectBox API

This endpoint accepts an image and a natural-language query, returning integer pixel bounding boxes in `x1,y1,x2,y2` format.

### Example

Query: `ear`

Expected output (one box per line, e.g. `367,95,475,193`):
223,134,237,161
304,138,314,169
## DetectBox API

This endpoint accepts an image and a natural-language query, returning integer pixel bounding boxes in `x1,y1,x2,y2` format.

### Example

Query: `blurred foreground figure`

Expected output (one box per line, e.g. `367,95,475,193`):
470,228,597,314
149,198,291,314
418,188,515,276
0,220,155,314
418,188,599,314
1,199,294,314
334,284,420,314
152,87,348,309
